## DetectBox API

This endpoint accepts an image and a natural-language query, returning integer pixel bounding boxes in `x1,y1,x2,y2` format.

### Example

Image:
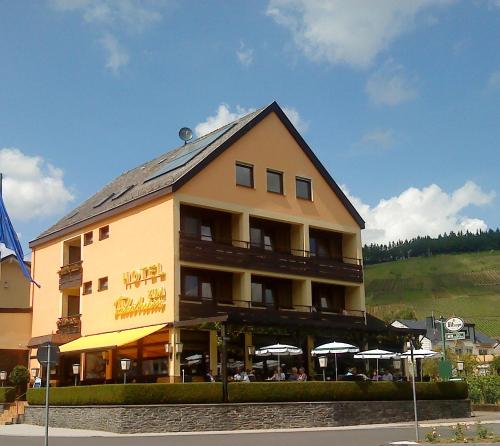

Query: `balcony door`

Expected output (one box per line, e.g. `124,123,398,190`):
67,295,80,316
312,283,345,313
251,276,292,309
181,268,232,304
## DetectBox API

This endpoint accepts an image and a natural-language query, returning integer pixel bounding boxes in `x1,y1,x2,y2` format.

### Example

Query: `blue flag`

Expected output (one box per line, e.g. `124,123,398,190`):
0,195,40,287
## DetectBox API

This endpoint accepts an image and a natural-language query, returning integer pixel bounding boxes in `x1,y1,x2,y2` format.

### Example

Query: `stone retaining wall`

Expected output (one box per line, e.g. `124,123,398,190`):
23,400,471,433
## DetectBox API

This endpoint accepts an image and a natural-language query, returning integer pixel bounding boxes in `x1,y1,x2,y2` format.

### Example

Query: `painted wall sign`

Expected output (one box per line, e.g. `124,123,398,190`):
445,317,464,332
114,286,166,319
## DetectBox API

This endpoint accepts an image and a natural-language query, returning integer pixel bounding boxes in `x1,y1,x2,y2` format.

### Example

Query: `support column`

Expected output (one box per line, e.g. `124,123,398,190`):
105,349,113,381
244,332,253,370
169,328,181,382
209,330,218,376
307,335,315,379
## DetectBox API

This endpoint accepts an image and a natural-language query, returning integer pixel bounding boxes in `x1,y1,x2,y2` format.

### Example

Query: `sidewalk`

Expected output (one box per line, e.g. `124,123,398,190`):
1,412,498,438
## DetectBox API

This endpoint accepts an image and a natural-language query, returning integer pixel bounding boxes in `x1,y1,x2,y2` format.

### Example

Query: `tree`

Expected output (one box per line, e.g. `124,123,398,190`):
490,356,500,375
9,365,29,396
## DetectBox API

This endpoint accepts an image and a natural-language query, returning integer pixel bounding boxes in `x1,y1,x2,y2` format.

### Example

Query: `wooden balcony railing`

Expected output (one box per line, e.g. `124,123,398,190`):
179,233,363,283
56,314,81,334
179,297,366,328
58,261,83,290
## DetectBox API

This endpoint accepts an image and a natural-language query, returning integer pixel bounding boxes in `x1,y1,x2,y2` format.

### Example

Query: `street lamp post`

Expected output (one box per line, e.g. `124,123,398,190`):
318,356,328,382
72,364,80,386
0,370,7,387
120,358,131,384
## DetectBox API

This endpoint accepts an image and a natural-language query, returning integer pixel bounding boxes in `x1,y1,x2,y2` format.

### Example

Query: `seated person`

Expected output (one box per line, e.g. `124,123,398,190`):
288,367,299,381
233,367,247,382
382,369,393,381
205,369,216,382
297,367,308,381
247,369,256,382
268,367,285,381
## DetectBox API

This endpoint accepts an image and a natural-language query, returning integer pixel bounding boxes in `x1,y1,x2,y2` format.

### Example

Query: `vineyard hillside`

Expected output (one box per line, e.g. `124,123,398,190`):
364,250,500,338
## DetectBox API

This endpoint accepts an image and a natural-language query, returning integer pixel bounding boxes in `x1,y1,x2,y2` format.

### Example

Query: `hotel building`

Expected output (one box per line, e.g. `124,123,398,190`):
28,102,396,384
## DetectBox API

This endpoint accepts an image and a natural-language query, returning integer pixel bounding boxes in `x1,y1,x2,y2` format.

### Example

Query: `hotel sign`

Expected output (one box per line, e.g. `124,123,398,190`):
115,262,166,319
123,263,165,287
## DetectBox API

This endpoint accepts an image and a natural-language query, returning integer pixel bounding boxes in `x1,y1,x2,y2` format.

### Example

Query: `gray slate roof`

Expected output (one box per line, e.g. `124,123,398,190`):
31,102,365,247
396,319,496,345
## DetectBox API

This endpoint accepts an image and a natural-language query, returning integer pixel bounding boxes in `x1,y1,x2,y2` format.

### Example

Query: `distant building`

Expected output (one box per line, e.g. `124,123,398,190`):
392,316,497,369
0,254,32,374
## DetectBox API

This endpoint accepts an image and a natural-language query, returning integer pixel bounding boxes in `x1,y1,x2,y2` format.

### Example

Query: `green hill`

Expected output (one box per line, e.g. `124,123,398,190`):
364,250,500,339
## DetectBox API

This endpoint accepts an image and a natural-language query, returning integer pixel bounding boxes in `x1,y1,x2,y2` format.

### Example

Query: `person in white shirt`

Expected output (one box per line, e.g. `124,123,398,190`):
269,367,285,381
382,369,393,381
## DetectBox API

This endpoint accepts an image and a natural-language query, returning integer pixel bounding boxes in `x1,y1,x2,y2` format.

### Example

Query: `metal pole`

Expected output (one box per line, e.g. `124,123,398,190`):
322,367,326,382
376,358,379,381
334,354,338,381
221,324,228,403
124,372,127,385
44,344,51,446
440,316,446,361
410,339,419,443
74,375,77,386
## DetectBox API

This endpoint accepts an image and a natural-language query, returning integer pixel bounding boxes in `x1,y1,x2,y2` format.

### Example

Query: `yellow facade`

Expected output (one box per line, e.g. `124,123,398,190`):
0,256,32,372
28,105,368,383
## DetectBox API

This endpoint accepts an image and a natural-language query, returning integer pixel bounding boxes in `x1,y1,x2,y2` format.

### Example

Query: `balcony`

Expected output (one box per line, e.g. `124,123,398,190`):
58,261,83,290
179,233,363,283
179,298,366,329
56,314,81,334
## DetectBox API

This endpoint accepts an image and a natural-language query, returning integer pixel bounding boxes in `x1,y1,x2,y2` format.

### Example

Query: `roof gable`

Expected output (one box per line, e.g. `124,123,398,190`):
31,102,364,248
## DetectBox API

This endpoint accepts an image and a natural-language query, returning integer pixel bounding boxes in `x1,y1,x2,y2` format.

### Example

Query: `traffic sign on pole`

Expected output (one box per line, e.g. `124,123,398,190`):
37,343,60,366
445,331,466,340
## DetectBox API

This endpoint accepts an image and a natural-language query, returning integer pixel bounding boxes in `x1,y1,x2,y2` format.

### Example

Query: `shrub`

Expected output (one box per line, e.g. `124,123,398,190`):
28,383,223,406
466,375,500,404
228,381,467,403
0,387,16,403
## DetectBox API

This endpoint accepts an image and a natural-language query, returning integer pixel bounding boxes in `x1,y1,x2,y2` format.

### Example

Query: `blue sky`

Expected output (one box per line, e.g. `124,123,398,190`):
1,0,499,252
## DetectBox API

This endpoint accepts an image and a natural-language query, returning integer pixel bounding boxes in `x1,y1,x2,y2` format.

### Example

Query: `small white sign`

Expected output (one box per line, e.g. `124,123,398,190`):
446,331,466,340
445,317,464,332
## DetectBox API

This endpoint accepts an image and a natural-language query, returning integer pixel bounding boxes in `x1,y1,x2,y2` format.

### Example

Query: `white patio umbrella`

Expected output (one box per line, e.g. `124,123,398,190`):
401,349,440,381
354,349,399,381
255,343,303,381
311,342,359,381
184,354,203,366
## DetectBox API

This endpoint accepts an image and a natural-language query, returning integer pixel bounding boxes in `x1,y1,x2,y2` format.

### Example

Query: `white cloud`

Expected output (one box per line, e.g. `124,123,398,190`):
366,60,418,105
0,148,74,222
195,104,255,137
195,104,308,137
342,181,495,245
236,41,254,67
266,0,453,68
487,70,500,90
100,33,129,74
50,0,167,72
282,106,309,133
359,129,395,150
49,0,165,31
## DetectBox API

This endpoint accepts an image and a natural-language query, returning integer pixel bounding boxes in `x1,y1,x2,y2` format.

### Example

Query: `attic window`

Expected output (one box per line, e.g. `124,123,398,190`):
112,185,135,201
99,225,110,240
93,193,115,208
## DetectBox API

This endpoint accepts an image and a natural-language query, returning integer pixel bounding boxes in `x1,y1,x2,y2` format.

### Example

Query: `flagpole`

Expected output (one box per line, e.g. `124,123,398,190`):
0,172,3,281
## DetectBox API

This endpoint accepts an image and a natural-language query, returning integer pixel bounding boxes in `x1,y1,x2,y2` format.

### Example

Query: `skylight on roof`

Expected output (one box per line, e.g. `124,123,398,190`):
144,123,235,183
112,185,135,201
93,193,115,208
66,211,79,220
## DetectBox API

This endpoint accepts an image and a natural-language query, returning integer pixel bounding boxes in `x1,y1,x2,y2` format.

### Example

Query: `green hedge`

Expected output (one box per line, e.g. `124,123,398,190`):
26,381,467,406
0,387,16,403
28,383,223,406
228,381,468,403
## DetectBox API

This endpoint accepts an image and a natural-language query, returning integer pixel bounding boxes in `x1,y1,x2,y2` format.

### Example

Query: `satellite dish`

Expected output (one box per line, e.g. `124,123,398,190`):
179,127,193,144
